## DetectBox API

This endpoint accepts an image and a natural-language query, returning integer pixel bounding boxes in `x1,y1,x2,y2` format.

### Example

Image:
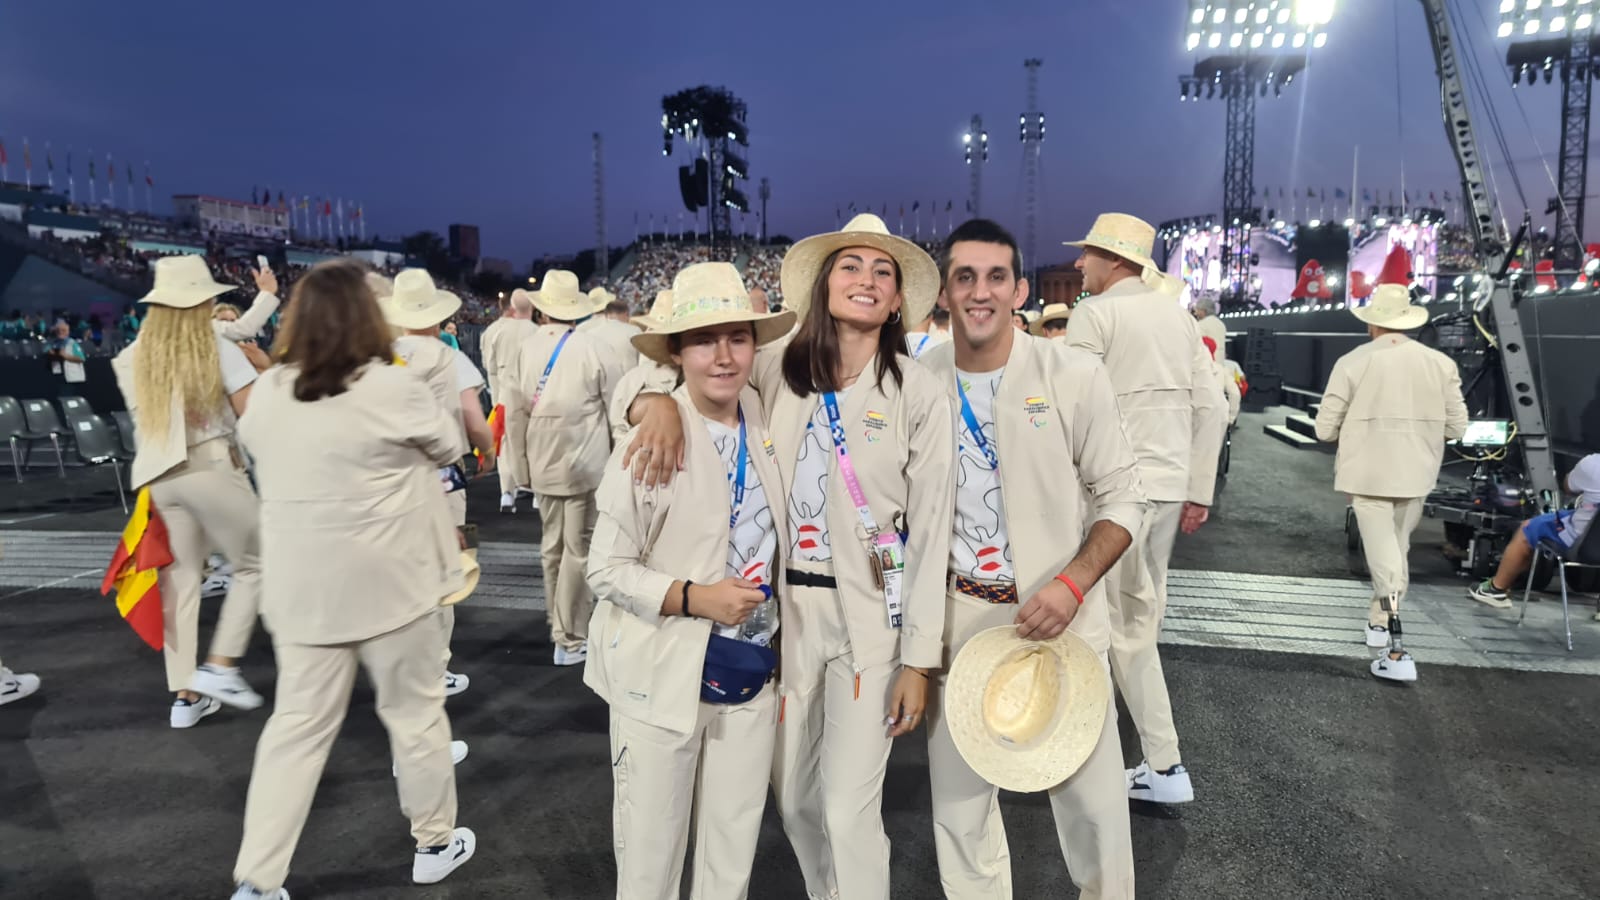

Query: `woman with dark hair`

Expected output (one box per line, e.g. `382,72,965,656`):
625,215,956,900
229,260,477,899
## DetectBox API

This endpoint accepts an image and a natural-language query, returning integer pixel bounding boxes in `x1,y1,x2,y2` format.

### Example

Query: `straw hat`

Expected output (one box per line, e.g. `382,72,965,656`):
1155,273,1187,298
440,549,480,607
588,286,618,315
532,269,593,322
630,290,674,330
1065,213,1164,289
381,269,461,330
1028,303,1072,335
141,255,236,309
779,214,940,323
631,263,795,366
944,626,1110,793
366,272,394,301
1353,283,1428,330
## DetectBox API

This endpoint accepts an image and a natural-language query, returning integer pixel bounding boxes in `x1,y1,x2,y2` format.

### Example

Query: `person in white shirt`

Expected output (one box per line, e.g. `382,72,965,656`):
47,319,88,395
1469,453,1600,612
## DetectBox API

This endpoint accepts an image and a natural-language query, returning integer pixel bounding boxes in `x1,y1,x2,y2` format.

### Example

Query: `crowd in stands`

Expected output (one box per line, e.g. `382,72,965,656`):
611,241,715,309
741,245,785,308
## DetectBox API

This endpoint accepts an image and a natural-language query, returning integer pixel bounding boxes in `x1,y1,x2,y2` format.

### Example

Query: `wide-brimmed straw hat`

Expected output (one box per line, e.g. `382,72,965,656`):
532,270,593,322
440,549,480,607
1353,283,1428,330
1028,303,1072,335
588,286,618,315
944,626,1110,793
1065,213,1164,289
779,214,940,324
631,263,795,366
141,255,236,309
630,290,674,330
381,269,461,330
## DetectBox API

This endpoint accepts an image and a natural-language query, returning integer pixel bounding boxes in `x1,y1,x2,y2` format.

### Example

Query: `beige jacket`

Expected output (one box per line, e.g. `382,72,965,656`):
576,316,642,381
111,336,254,489
503,324,625,496
479,315,536,404
1314,333,1469,498
1196,313,1228,362
1065,277,1227,506
919,334,1146,657
585,387,787,735
752,341,957,670
608,359,678,443
239,363,467,645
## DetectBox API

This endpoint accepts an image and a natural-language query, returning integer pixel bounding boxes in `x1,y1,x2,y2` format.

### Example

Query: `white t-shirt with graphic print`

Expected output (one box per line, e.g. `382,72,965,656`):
705,416,779,643
949,367,1015,583
788,388,850,563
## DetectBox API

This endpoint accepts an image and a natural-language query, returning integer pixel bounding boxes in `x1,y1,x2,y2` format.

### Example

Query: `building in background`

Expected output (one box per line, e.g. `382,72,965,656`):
1036,263,1085,306
476,257,513,278
449,223,481,262
171,195,290,241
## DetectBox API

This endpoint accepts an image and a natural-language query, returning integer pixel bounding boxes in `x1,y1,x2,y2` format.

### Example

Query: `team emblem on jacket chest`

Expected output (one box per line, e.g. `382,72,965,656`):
1023,395,1050,427
863,410,888,443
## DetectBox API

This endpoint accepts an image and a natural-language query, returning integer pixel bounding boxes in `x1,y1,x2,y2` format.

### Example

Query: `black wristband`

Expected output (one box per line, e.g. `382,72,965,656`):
683,580,695,617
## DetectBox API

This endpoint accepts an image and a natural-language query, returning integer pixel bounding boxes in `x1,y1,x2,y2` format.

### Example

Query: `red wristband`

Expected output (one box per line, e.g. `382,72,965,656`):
1054,574,1084,606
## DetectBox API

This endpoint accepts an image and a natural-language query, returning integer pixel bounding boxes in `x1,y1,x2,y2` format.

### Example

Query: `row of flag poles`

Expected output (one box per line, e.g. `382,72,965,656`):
0,137,155,212
1254,186,1464,223
631,201,974,246
250,188,367,242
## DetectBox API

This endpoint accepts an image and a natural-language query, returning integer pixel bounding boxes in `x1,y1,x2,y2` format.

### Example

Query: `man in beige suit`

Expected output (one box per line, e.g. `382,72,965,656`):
579,287,642,381
1064,213,1226,805
608,291,679,444
1315,284,1467,682
922,218,1143,900
504,270,626,666
481,289,537,513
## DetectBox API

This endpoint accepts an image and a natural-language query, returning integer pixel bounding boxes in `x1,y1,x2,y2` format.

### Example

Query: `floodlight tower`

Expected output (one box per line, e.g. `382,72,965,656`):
593,132,608,283
963,115,988,218
661,86,750,256
1179,1,1333,306
759,177,771,243
1497,1,1596,274
1021,59,1045,296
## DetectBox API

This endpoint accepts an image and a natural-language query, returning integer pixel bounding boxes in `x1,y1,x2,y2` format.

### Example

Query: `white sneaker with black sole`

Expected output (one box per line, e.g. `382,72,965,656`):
413,826,476,885
1127,761,1194,804
230,884,289,900
1364,624,1390,649
1371,652,1418,683
1468,579,1513,609
393,739,469,777
553,644,587,667
499,492,515,514
170,695,221,728
0,668,41,707
444,672,470,696
191,663,264,710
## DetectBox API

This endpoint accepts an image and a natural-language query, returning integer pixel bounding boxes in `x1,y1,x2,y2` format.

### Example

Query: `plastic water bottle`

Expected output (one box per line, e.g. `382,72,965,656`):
741,585,776,647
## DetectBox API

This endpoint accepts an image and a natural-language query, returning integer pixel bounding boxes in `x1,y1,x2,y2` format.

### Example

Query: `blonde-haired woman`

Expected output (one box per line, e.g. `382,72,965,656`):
111,255,265,728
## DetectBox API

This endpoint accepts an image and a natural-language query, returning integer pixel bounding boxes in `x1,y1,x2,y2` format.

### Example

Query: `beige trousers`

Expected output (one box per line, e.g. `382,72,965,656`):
1106,499,1184,771
771,562,897,900
609,689,777,900
1350,495,1425,627
233,609,456,891
147,440,262,692
927,588,1134,900
442,490,466,666
540,491,596,652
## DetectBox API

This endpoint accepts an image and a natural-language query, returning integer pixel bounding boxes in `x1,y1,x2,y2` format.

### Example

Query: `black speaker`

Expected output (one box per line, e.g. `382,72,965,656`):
678,166,700,213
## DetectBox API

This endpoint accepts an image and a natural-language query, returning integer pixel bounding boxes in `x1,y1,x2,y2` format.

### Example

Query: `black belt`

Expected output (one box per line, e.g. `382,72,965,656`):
785,568,838,589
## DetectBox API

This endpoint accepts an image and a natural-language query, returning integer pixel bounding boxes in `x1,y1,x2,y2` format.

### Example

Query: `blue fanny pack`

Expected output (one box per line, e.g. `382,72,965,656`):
701,634,777,705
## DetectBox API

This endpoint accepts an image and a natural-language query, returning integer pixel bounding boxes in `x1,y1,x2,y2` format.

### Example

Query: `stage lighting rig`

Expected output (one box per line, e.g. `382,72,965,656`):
1498,0,1598,273
1178,1,1332,303
660,86,750,253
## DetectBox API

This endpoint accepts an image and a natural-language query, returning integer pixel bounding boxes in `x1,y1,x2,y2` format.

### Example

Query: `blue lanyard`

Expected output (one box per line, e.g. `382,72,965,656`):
955,378,998,469
529,329,573,411
729,410,749,529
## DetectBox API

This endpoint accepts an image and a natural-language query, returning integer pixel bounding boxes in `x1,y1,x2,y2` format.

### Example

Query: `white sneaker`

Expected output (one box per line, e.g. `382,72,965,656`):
1371,653,1418,683
553,644,587,667
230,884,289,900
1127,761,1194,804
191,663,264,710
499,492,515,514
201,572,233,599
0,668,41,707
1364,624,1390,649
413,826,477,885
170,695,221,728
444,672,470,697
393,740,469,777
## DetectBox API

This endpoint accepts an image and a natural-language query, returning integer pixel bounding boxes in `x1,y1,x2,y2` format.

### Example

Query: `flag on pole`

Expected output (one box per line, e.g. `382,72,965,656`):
66,147,75,198
485,405,506,458
45,142,54,188
0,138,7,167
100,488,172,650
145,164,153,187
1334,188,1346,199
23,138,32,187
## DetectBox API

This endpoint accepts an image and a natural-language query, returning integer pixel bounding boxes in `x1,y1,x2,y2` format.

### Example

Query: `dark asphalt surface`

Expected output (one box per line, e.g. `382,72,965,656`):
2,588,1597,899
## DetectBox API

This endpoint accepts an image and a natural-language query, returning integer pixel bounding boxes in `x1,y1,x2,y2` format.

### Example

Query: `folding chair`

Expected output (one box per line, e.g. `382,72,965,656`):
0,396,64,480
1519,518,1600,651
66,415,130,513
58,395,96,424
111,410,138,456
19,398,70,477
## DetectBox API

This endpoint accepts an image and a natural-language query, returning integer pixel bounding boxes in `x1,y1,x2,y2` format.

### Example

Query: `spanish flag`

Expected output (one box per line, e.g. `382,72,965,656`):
486,404,506,456
100,488,171,650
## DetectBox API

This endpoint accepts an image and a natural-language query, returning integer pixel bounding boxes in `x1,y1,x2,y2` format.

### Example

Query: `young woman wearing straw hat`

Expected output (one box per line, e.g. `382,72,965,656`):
584,262,794,899
110,254,267,728
626,215,956,900
229,261,477,900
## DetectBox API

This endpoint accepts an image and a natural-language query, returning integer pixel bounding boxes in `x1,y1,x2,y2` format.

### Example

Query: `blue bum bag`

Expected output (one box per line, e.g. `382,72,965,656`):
701,635,777,705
